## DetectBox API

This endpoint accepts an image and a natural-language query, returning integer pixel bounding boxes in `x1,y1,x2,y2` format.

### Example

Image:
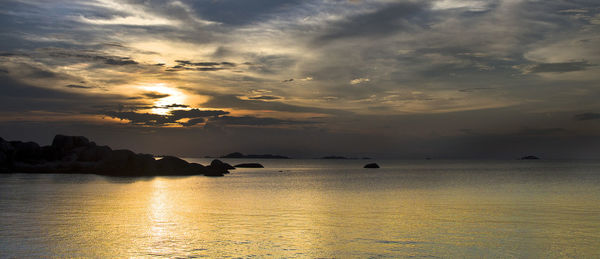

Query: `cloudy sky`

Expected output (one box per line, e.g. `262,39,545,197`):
1,0,599,158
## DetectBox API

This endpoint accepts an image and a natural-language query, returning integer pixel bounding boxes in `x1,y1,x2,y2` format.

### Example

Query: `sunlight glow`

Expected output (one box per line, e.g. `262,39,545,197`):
140,84,188,115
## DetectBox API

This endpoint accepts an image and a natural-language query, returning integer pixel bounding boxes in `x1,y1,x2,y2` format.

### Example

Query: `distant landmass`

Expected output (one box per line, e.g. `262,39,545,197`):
0,135,233,177
520,155,540,160
221,152,290,159
321,156,372,160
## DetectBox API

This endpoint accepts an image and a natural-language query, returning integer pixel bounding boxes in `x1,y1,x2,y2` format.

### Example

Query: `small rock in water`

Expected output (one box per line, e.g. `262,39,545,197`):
364,163,380,168
234,163,264,168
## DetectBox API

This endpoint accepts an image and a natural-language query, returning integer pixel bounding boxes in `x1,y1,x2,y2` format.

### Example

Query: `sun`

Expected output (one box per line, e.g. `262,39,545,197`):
139,83,187,115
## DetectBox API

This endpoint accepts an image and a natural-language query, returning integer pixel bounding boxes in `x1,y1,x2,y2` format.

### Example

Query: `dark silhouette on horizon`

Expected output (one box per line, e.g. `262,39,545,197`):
221,152,289,159
0,135,233,177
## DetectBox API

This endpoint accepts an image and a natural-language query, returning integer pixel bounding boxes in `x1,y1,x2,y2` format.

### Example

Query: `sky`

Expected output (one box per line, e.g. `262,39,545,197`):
1,0,599,159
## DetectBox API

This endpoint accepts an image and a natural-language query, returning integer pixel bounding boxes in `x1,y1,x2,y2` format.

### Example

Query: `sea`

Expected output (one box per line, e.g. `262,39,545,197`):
1,159,599,258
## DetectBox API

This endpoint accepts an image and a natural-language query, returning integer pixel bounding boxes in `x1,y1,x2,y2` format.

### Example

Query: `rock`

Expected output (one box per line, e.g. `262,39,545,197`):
364,163,380,168
206,159,233,175
156,156,192,174
210,159,235,170
234,163,264,168
1,135,240,177
10,141,43,163
521,155,540,160
52,135,90,157
77,145,112,162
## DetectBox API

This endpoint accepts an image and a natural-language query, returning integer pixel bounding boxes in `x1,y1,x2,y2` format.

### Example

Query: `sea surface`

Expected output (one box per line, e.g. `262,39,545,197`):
1,159,599,258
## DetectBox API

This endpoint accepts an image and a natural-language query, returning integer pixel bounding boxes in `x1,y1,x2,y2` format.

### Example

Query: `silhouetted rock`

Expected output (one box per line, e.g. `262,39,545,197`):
156,156,192,174
521,155,540,160
52,135,90,157
364,163,380,168
10,141,43,163
221,152,289,159
209,159,235,171
0,135,233,177
0,137,11,172
234,163,264,168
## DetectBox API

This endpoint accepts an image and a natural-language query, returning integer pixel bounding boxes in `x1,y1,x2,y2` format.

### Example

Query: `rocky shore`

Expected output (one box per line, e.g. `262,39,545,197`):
0,135,233,177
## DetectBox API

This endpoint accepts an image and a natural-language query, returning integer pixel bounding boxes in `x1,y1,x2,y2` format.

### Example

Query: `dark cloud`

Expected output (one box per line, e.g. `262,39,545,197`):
104,58,138,66
515,128,568,136
315,2,430,43
211,115,317,126
65,84,93,89
201,94,352,115
158,104,189,108
574,113,600,121
523,61,594,73
103,108,230,126
0,76,127,113
142,92,170,99
169,60,236,72
46,49,139,66
188,0,304,25
247,95,281,100
179,117,206,127
170,109,229,119
104,111,172,126
458,87,494,92
282,78,294,82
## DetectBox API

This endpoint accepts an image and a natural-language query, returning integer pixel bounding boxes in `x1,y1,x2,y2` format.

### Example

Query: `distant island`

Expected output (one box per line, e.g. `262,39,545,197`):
520,155,540,160
0,135,233,177
221,152,289,159
321,156,371,160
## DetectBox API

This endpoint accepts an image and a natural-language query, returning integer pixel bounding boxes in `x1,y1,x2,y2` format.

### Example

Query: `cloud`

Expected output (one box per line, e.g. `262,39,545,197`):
574,113,600,121
65,84,94,89
168,60,237,72
314,2,430,43
142,92,170,99
350,78,369,85
515,128,568,136
247,95,281,100
211,116,317,126
282,78,294,82
103,108,230,126
200,94,352,115
518,61,594,74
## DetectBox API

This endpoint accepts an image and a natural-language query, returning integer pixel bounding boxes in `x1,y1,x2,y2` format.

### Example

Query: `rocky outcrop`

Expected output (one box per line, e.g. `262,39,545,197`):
234,163,264,168
520,155,540,160
364,163,380,168
0,135,231,177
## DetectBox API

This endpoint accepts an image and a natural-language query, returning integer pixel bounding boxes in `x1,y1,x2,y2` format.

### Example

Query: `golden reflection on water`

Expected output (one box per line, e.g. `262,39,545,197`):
2,162,600,258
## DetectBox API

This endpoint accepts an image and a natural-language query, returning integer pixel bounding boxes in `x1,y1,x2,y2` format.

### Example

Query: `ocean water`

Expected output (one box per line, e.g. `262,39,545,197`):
0,159,599,258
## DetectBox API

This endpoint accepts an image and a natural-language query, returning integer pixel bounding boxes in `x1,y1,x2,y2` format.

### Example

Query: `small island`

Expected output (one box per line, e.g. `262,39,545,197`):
221,152,289,159
0,135,234,177
521,155,540,160
234,163,264,168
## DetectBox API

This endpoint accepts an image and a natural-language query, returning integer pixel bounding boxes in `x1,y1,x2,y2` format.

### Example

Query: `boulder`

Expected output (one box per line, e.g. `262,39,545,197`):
10,141,42,163
521,155,540,160
206,159,233,175
234,163,264,168
51,135,90,157
77,145,112,162
210,159,235,170
156,156,192,174
364,163,380,168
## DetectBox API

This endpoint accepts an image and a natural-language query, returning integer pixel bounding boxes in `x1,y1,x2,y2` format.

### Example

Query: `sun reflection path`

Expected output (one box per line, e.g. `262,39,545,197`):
146,178,180,256
140,83,188,115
